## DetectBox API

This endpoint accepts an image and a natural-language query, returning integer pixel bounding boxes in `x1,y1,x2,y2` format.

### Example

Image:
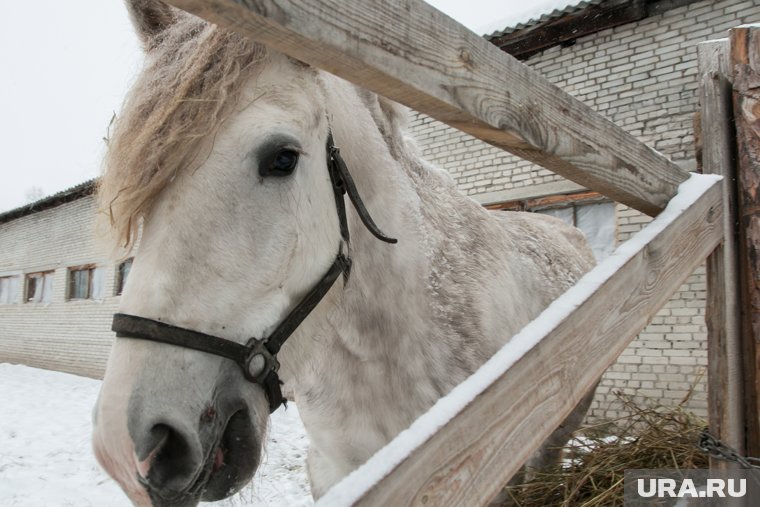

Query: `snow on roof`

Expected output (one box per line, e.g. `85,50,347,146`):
0,180,96,225
481,0,603,38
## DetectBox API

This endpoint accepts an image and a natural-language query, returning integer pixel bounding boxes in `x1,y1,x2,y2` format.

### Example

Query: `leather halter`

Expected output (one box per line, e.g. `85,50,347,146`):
111,132,397,412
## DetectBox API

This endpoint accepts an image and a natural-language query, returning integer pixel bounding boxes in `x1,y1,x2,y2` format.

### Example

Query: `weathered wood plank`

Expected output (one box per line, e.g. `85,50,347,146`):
698,39,745,467
730,24,760,457
165,0,689,216
317,176,723,507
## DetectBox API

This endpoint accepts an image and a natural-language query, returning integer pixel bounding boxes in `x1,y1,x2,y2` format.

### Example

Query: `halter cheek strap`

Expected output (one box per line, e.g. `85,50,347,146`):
111,132,396,412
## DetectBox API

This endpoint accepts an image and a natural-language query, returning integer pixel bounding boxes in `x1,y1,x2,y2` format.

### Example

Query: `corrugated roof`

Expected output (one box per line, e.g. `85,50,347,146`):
0,180,96,225
486,0,605,39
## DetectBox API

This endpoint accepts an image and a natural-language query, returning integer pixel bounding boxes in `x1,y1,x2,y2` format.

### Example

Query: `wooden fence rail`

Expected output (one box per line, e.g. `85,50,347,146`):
167,0,689,216
316,175,722,506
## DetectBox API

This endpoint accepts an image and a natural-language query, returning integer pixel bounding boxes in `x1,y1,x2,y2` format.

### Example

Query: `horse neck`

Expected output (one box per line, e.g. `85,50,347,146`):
294,79,429,363
280,81,494,441
341,106,422,289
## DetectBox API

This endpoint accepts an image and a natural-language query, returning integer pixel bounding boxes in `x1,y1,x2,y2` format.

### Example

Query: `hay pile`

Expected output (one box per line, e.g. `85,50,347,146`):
503,392,709,507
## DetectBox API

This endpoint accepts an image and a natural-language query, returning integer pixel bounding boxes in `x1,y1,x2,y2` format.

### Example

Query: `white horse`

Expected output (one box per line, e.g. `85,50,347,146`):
92,1,597,505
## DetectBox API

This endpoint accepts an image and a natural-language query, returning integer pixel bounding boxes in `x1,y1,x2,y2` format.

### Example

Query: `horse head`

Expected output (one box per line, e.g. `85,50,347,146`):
93,3,599,506
92,2,355,504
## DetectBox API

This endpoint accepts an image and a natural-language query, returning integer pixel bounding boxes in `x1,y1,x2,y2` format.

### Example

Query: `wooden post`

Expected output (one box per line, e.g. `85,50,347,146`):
698,39,745,468
730,24,760,457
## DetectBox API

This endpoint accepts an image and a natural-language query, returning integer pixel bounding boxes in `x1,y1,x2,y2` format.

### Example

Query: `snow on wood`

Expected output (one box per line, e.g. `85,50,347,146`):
318,174,724,507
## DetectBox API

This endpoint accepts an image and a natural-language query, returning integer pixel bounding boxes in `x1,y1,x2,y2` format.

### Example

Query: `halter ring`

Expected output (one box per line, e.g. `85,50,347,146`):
244,339,280,384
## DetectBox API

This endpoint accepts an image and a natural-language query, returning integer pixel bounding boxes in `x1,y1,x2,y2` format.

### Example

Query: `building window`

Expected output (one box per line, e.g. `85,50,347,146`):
0,275,21,304
116,258,133,296
68,265,105,300
536,201,616,262
490,192,616,262
25,271,55,303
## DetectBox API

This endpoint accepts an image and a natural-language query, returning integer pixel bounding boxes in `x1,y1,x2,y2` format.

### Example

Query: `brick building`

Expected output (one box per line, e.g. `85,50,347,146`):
0,182,118,378
409,0,760,419
1,0,756,420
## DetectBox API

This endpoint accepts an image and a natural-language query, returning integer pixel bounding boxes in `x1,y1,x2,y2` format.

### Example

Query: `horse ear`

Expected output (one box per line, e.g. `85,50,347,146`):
125,0,177,49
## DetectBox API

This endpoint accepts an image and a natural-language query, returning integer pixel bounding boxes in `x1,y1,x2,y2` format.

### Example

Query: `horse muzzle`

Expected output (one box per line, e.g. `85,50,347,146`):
133,406,259,506
92,347,266,507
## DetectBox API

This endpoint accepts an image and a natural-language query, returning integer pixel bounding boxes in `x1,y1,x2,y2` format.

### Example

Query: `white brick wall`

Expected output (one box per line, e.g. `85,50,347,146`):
407,0,760,419
0,196,117,378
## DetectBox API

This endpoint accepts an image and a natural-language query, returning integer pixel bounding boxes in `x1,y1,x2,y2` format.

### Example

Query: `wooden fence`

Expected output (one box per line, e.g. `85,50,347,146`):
162,1,758,504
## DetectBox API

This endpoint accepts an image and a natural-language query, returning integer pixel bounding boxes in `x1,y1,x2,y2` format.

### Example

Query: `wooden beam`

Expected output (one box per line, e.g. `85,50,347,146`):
730,24,760,457
472,179,587,206
484,191,604,211
698,39,745,467
166,0,689,216
318,176,723,507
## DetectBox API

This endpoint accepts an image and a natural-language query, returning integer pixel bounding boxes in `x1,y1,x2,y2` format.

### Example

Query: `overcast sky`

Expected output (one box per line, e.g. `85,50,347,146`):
0,0,572,213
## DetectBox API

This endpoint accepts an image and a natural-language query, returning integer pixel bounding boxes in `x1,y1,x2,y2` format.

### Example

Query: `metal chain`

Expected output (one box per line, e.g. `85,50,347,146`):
698,428,760,469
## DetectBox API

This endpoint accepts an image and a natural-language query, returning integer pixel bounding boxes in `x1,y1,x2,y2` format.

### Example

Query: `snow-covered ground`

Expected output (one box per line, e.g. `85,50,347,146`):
0,363,313,506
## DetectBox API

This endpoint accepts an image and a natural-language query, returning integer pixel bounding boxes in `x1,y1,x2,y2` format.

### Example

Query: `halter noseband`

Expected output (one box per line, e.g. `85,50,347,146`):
111,132,396,412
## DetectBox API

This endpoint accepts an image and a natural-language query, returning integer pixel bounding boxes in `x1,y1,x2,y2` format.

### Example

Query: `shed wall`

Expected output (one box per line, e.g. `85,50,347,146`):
0,196,116,378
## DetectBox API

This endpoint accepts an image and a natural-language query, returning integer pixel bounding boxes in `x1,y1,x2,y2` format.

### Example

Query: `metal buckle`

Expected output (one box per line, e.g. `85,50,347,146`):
243,339,280,384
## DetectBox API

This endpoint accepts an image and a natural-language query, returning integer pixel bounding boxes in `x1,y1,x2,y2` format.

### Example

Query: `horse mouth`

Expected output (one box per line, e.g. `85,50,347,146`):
144,409,259,506
200,409,259,501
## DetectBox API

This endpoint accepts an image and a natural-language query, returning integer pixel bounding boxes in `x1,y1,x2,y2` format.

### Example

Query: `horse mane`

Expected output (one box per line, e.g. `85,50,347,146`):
98,14,266,250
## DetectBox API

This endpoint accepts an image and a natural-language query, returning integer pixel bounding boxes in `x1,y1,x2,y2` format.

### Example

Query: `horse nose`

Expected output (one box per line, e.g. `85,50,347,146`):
133,417,204,494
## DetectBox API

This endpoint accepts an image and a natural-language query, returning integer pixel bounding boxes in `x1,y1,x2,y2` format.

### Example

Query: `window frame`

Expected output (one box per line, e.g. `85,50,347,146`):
25,271,55,303
0,275,21,305
485,190,607,212
67,264,96,300
488,191,617,262
115,258,133,296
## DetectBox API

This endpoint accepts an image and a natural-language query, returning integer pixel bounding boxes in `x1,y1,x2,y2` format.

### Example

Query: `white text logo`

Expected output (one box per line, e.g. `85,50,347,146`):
637,478,746,498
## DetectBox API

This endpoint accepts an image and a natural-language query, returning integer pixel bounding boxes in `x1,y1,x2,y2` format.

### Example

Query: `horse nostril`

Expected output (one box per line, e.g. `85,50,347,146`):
135,423,201,493
135,425,169,465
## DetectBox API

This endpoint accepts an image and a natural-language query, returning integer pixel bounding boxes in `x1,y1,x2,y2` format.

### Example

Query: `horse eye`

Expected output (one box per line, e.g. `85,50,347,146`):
260,148,299,177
